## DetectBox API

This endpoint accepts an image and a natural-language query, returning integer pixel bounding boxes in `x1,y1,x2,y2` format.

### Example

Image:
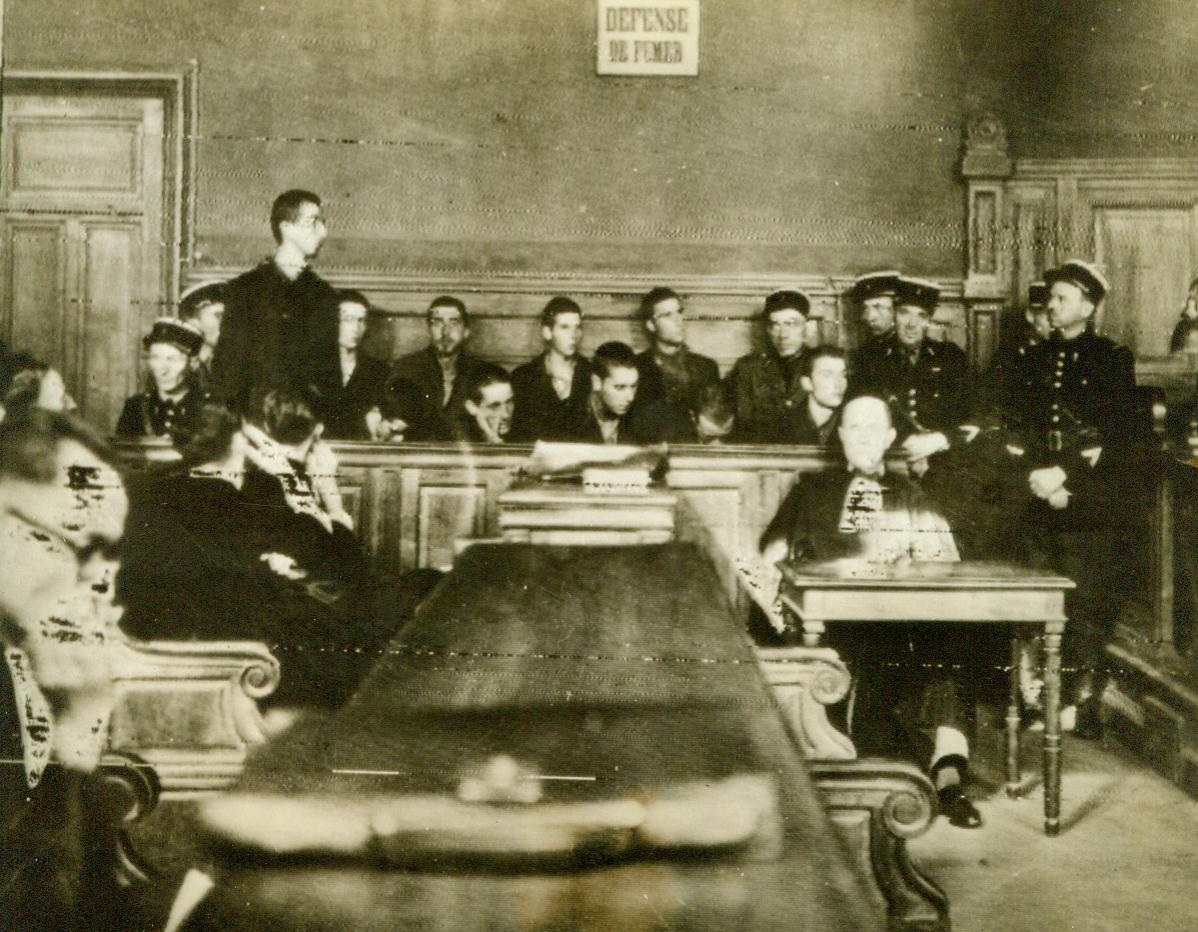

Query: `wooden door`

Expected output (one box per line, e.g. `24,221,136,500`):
1094,206,1195,357
0,91,166,430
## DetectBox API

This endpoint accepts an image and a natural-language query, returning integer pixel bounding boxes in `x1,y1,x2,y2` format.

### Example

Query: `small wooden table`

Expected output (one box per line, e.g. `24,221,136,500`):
777,560,1074,836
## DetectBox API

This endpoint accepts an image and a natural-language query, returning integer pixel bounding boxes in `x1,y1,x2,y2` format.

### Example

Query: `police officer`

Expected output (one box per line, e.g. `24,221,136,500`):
1005,260,1147,737
850,276,972,472
846,270,900,351
725,290,814,443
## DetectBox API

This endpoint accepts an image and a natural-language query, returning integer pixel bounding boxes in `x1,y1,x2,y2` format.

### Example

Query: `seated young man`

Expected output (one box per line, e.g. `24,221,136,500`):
568,341,678,445
509,296,592,443
454,363,515,444
759,395,982,828
791,345,847,449
314,289,392,441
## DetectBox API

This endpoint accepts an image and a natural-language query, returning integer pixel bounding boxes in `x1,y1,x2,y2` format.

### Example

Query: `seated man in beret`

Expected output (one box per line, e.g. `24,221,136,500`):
725,290,814,443
760,395,983,828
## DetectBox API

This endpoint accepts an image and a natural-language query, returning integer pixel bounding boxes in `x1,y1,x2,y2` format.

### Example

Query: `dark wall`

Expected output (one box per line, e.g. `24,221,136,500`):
7,0,1197,279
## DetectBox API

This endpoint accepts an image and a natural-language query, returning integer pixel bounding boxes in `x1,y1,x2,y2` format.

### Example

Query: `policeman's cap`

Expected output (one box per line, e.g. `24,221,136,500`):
846,270,901,304
1044,260,1108,305
894,276,940,313
762,289,811,319
143,317,204,356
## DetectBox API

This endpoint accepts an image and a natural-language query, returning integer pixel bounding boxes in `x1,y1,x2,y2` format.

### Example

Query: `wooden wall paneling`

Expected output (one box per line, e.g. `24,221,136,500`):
416,470,490,571
2,220,66,359
1091,201,1194,356
80,221,141,428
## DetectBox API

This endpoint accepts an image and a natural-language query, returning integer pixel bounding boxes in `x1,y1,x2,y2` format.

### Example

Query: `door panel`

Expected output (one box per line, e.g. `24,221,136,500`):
80,223,141,426
1095,207,1192,356
4,220,67,362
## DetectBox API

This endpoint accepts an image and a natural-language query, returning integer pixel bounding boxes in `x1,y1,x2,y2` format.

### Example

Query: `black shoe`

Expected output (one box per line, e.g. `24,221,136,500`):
1072,696,1104,741
938,784,983,829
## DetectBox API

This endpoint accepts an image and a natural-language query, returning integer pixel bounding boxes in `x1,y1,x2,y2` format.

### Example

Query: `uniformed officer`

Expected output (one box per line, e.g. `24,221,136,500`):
1005,260,1149,737
845,269,900,351
850,276,971,473
725,290,814,443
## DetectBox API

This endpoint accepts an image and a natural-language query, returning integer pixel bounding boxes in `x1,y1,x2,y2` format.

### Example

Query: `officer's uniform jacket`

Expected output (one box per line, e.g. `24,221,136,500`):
850,336,971,441
1005,328,1142,527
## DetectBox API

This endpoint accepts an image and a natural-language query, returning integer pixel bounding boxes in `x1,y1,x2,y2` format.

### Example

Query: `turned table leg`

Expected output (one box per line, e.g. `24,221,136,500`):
1042,624,1063,836
1006,633,1022,797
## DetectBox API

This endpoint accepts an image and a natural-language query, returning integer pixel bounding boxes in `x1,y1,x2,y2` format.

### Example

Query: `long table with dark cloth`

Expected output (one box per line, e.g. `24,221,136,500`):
186,543,884,931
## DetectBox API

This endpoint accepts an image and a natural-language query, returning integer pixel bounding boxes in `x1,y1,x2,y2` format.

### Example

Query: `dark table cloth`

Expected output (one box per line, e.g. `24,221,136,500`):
188,543,882,931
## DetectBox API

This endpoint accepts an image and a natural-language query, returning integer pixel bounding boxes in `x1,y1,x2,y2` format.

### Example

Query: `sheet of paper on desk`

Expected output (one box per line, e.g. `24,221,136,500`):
522,441,666,478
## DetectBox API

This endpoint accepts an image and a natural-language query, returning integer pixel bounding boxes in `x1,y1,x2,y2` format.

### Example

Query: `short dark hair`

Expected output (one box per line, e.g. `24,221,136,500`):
270,189,321,244
427,295,469,325
592,341,638,380
254,388,320,446
638,286,681,320
802,345,847,378
465,363,512,404
178,283,227,321
540,296,583,328
0,407,120,485
173,404,242,472
338,289,372,311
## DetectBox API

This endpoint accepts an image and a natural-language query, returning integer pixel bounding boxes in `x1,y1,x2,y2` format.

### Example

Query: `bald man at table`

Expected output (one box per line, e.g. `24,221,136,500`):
760,394,982,828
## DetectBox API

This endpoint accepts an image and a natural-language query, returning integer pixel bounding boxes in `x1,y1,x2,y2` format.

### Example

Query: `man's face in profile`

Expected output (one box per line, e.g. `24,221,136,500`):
596,365,639,418
466,381,515,439
0,439,127,650
428,305,469,358
838,397,896,475
647,297,686,348
281,200,327,260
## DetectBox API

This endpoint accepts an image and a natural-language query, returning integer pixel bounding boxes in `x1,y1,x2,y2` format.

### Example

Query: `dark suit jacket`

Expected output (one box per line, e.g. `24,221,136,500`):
509,354,594,443
314,354,391,440
791,401,842,452
113,385,205,445
388,347,487,442
210,261,341,415
566,398,678,445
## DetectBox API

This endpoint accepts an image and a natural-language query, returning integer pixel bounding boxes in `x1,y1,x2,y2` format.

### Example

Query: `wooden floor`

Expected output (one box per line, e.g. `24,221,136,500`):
910,719,1198,932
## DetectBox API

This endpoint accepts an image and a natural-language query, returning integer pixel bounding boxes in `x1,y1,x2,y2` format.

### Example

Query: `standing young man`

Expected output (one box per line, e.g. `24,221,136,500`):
211,189,341,415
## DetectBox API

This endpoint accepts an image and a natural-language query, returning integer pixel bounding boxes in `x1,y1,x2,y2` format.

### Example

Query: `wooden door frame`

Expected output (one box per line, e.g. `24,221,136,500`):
1,68,199,304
